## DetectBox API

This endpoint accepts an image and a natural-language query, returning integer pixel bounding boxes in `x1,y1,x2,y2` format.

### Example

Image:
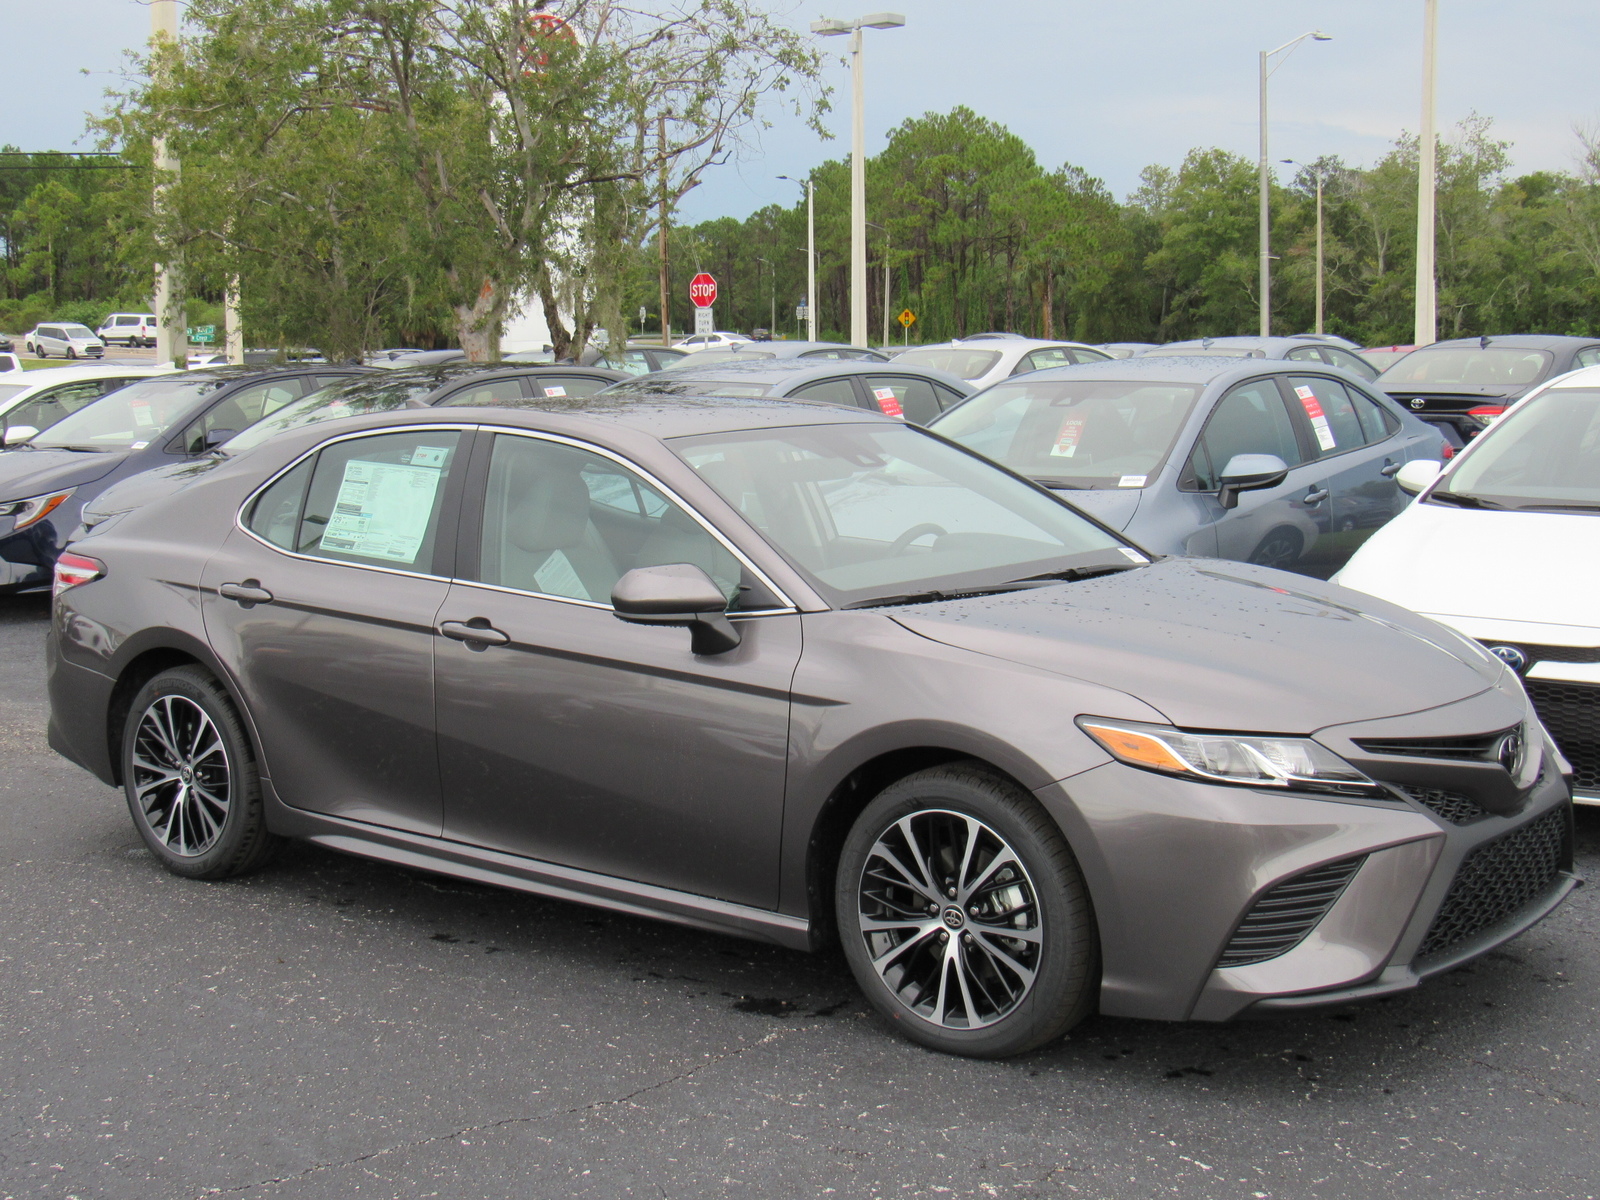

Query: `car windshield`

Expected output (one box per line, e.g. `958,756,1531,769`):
1138,346,1265,358
1377,347,1552,390
31,375,228,450
671,421,1129,606
223,377,438,453
1432,387,1600,512
894,348,1001,380
930,379,1201,489
62,324,96,339
1359,349,1413,372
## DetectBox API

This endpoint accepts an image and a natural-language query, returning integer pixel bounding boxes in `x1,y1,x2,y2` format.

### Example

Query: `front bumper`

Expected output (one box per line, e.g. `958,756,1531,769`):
1036,755,1576,1024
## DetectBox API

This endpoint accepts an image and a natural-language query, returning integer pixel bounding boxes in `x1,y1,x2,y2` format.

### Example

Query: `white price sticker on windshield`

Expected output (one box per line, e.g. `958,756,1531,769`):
1117,475,1147,488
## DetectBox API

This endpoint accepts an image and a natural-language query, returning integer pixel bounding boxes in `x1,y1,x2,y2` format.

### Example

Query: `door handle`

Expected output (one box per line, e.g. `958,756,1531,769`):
218,580,273,606
1380,462,1402,477
438,619,510,648
1302,488,1330,505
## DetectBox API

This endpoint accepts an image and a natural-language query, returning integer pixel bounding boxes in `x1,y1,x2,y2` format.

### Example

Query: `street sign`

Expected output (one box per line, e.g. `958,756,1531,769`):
694,307,714,335
795,303,808,321
898,309,916,328
689,273,718,308
187,324,216,345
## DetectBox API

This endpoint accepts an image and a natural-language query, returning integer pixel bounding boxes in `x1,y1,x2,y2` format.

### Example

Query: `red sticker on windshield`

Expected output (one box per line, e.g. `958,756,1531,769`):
873,387,904,418
1051,417,1086,458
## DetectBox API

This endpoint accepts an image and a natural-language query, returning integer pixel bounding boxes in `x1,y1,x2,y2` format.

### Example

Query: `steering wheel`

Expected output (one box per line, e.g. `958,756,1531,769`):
889,523,949,555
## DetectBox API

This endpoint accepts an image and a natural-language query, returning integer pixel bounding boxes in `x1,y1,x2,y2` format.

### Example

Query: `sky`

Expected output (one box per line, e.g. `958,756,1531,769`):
8,0,1599,226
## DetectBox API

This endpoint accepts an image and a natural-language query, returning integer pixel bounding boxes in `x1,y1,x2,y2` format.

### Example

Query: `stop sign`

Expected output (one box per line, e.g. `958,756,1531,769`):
689,273,718,308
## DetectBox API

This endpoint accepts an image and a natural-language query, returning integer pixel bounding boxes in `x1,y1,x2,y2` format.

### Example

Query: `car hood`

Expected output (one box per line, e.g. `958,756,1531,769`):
81,457,219,522
1333,502,1600,632
1047,486,1141,532
0,448,124,498
888,557,1501,733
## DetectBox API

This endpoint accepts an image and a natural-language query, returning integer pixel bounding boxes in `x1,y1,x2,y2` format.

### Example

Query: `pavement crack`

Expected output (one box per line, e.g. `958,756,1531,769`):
192,1029,794,1197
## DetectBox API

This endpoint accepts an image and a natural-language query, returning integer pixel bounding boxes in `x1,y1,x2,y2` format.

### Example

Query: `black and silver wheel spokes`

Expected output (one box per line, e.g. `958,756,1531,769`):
130,695,231,858
857,809,1042,1030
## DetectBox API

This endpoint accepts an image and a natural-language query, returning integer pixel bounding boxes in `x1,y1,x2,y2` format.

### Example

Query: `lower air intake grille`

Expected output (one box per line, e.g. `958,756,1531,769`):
1525,680,1599,792
1218,856,1367,967
1418,805,1570,959
1398,785,1489,825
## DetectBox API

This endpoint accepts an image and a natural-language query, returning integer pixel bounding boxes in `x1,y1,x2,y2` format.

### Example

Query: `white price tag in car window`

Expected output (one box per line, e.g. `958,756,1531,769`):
1294,386,1338,451
872,387,904,419
1051,417,1086,458
544,386,567,398
130,400,154,427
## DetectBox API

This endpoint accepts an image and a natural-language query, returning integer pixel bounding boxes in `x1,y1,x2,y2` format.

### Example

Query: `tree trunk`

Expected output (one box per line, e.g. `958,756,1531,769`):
1042,271,1055,340
453,277,504,362
538,278,573,361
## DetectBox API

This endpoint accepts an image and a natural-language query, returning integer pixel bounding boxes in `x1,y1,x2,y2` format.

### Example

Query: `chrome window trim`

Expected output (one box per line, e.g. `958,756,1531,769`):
443,575,795,618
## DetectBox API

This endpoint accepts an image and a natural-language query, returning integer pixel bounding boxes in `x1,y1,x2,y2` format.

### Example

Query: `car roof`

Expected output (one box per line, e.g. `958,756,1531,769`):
910,336,1101,352
1146,336,1333,355
614,358,970,392
1411,334,1600,351
0,364,168,392
987,354,1345,388
677,341,880,359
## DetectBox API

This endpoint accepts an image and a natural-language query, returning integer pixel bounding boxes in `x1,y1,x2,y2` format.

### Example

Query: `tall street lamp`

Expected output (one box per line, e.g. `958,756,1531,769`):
1282,159,1327,335
777,174,818,341
812,13,904,348
1258,29,1331,337
1415,0,1439,347
150,0,188,368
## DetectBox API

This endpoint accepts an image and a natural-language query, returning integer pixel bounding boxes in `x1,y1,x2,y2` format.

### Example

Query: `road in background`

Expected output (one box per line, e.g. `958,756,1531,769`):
0,595,1595,1199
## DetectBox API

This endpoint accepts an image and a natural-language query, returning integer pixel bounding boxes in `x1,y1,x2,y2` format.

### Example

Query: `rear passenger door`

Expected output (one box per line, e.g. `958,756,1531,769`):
786,376,862,411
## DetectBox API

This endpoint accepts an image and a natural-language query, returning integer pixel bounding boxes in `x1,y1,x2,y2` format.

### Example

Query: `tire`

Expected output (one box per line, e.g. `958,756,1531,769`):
33,347,44,359
835,764,1098,1058
120,666,281,880
1247,528,1303,569
66,347,76,360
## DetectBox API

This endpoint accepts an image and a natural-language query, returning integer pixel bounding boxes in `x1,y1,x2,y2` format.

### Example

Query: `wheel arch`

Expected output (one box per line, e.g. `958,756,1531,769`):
105,631,257,786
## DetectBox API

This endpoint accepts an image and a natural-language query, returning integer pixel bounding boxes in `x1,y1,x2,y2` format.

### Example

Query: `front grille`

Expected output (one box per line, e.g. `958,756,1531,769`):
1417,805,1569,959
1218,856,1367,967
1476,642,1600,666
1524,680,1599,792
1397,785,1489,825
1356,729,1513,761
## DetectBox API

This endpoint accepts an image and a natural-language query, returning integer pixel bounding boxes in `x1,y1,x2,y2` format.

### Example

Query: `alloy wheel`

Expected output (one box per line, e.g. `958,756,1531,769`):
856,809,1042,1030
130,695,232,857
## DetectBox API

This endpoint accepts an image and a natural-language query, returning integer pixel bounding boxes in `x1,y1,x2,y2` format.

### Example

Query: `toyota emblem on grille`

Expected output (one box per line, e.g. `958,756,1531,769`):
1409,398,1427,410
1488,644,1528,673
1496,731,1524,776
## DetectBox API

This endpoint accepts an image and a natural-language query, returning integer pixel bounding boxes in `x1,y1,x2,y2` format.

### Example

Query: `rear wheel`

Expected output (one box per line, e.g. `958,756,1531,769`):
1248,528,1303,570
835,765,1098,1058
121,666,280,880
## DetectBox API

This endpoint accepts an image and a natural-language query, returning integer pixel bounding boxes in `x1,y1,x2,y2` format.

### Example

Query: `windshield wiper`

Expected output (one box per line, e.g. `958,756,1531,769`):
1014,562,1143,584
845,581,1048,609
1511,501,1600,513
1426,489,1506,510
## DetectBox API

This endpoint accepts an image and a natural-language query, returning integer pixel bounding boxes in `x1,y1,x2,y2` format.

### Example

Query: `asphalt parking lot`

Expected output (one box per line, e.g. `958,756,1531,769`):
1,594,1595,1200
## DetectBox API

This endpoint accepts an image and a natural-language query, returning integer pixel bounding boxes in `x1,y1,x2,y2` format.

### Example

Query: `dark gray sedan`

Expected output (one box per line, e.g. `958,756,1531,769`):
49,396,1576,1058
1138,335,1382,381
931,357,1447,577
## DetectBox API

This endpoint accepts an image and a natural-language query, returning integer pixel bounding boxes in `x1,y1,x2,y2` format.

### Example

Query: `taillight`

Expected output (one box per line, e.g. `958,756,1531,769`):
53,552,104,597
1467,405,1505,420
1440,443,1456,460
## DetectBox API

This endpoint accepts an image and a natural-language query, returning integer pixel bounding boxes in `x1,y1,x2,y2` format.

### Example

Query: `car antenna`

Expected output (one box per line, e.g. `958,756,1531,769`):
1479,335,1491,349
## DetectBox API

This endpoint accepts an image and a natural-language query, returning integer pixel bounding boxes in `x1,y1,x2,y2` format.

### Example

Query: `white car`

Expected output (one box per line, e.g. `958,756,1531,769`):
96,312,159,348
0,364,170,445
893,334,1112,390
674,331,749,353
1334,364,1600,805
25,323,106,360
0,353,21,374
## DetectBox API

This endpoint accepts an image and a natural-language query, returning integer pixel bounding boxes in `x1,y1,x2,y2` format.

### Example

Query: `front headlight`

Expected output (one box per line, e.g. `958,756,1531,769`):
1078,717,1380,795
0,488,75,530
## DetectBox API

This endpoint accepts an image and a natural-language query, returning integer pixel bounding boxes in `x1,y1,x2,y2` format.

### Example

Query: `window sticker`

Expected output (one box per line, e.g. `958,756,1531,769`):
532,549,587,599
1295,385,1338,451
319,458,442,564
408,445,450,468
1117,475,1148,488
544,386,567,398
1050,417,1086,458
872,387,904,419
1118,547,1149,563
130,400,154,427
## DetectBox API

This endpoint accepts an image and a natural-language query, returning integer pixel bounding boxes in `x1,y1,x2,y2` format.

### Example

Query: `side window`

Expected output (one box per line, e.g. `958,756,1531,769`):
863,375,942,425
1575,347,1600,368
244,458,315,550
836,348,883,361
172,379,307,454
613,350,652,376
1348,386,1400,441
799,349,846,360
1323,347,1380,381
1022,348,1074,372
788,378,863,408
290,430,462,570
533,374,611,398
932,382,967,410
1285,346,1325,363
436,378,529,407
1188,380,1305,490
1287,375,1368,456
476,434,743,606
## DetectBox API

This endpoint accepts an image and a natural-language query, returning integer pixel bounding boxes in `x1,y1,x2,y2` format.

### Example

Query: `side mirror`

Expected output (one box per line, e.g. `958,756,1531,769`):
3,425,39,447
1217,453,1290,510
1395,459,1442,496
201,428,237,452
611,563,741,655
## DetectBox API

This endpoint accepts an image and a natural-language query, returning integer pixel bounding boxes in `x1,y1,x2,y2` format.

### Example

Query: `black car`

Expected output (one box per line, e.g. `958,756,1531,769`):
600,358,972,425
0,365,365,593
1375,335,1600,446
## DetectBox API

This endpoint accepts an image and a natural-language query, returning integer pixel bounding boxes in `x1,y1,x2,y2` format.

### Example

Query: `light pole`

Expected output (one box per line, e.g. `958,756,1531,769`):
1282,159,1327,334
867,220,891,347
777,174,818,341
1414,0,1439,347
812,13,904,348
150,0,187,368
1258,29,1331,337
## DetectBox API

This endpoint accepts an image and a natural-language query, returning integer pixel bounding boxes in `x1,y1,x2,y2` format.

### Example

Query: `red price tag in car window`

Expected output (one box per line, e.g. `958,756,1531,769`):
872,387,904,419
1294,385,1337,451
1051,417,1086,458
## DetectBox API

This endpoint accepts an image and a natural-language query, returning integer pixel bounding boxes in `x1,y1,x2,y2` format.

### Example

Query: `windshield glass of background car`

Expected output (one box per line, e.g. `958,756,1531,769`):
32,376,227,449
1377,347,1552,389
894,348,1001,380
671,422,1125,604
223,377,439,452
932,380,1200,488
62,325,96,339
1439,388,1600,508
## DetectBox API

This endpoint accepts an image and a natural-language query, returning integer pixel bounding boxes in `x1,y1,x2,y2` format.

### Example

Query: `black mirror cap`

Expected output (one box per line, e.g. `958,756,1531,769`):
1217,453,1290,510
611,563,741,655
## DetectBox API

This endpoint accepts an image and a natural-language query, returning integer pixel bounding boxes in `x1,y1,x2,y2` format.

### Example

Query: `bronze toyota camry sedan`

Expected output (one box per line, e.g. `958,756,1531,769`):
46,396,1577,1057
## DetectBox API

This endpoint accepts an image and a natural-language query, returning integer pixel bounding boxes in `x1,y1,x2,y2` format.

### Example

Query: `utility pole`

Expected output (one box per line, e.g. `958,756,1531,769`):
151,0,187,368
658,115,671,347
806,179,817,341
1257,30,1332,338
1414,0,1439,347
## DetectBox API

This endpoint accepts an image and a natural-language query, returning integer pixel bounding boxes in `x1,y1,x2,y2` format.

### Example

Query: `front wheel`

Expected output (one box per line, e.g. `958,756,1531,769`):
835,765,1098,1057
66,347,76,360
121,666,280,880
